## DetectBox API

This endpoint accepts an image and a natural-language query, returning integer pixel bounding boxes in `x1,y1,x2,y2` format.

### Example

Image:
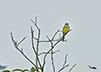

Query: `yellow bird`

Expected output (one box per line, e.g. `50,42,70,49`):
62,23,70,41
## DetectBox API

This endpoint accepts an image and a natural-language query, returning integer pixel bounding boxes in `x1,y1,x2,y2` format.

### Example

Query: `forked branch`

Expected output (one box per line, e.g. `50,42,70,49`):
58,54,69,72
10,33,37,68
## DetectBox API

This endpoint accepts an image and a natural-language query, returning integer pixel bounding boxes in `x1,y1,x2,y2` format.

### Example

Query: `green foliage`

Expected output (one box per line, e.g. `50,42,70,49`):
12,69,29,72
2,67,42,72
31,67,42,72
31,67,36,72
2,70,10,72
22,69,29,72
12,69,22,72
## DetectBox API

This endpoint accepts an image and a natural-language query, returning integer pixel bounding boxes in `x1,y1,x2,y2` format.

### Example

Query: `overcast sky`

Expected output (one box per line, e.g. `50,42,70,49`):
0,0,101,72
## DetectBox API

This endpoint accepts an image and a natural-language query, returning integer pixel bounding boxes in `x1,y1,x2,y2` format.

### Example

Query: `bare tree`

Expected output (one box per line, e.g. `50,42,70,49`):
10,17,75,72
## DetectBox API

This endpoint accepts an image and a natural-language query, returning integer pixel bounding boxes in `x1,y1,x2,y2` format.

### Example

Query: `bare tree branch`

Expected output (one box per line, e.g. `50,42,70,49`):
58,64,69,72
42,36,62,72
31,18,42,68
11,17,72,72
31,26,37,55
42,29,72,71
38,50,60,56
17,37,26,46
38,30,60,43
51,49,55,72
68,63,77,72
58,54,68,72
51,30,60,40
34,29,72,43
39,39,60,42
10,33,37,68
46,36,55,72
31,26,41,69
33,36,38,40
63,54,68,67
51,50,55,72
30,17,39,30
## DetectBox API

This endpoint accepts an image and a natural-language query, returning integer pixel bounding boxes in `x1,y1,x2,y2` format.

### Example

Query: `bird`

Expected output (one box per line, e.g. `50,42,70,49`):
62,23,70,41
88,65,97,69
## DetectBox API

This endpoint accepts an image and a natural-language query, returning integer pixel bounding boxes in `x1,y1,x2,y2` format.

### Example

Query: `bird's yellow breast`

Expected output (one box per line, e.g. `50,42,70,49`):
63,25,70,35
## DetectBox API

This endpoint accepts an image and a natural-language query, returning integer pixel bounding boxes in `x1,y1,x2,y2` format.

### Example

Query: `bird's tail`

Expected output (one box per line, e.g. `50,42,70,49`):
62,36,65,41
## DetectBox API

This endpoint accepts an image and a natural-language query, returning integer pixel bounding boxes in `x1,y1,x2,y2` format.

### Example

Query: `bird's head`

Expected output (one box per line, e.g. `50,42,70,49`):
65,23,69,25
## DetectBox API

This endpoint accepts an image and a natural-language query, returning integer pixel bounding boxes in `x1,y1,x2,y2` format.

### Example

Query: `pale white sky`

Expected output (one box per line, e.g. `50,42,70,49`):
0,0,101,72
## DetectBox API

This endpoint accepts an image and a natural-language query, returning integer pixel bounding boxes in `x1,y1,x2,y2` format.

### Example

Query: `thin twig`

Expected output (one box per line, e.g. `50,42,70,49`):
46,36,55,72
17,37,26,46
63,54,68,67
34,29,61,43
58,54,68,72
31,26,40,68
31,17,40,68
31,26,37,54
38,50,60,56
51,49,55,72
31,21,41,68
31,17,42,72
42,29,72,71
68,63,77,72
33,37,38,40
36,28,40,66
39,29,60,43
10,33,37,68
39,39,60,42
42,37,62,71
58,64,69,72
30,18,39,30
35,17,40,68
51,30,60,40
